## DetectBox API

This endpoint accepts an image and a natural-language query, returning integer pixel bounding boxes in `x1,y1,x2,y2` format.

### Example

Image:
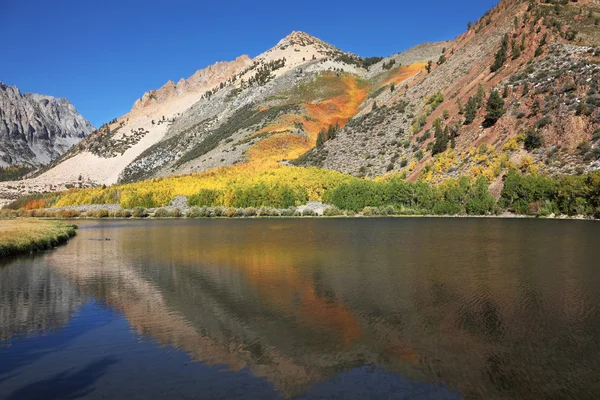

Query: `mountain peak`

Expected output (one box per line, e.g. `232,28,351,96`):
278,31,324,48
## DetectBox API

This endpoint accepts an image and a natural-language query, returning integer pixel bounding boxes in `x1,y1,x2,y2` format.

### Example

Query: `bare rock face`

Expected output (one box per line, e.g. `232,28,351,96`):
0,82,94,167
131,55,253,111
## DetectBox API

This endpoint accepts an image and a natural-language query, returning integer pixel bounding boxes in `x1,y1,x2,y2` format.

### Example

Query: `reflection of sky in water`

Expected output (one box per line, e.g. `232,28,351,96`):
0,302,462,400
1,218,599,399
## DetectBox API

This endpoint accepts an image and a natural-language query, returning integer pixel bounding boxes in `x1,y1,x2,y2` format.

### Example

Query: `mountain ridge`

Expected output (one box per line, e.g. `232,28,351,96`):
0,82,94,168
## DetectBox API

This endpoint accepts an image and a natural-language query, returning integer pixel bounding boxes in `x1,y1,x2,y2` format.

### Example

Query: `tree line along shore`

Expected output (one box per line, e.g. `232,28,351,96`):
2,169,599,220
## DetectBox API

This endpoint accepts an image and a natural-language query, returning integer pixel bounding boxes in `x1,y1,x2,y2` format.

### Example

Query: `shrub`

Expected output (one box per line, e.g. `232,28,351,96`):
132,207,149,218
323,206,343,216
86,209,109,219
524,130,543,151
113,209,132,218
224,208,237,218
280,208,295,217
186,207,206,218
302,208,316,217
58,210,82,218
153,208,171,218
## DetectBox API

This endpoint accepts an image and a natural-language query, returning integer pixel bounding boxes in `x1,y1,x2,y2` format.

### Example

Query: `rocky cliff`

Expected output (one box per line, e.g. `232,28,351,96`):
0,83,94,167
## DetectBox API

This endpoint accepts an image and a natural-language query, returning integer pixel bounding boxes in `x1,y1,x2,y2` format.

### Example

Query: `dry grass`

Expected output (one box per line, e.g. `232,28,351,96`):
0,220,77,258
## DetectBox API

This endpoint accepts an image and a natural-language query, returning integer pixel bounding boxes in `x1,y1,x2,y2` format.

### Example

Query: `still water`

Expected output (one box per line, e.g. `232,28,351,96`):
0,219,599,399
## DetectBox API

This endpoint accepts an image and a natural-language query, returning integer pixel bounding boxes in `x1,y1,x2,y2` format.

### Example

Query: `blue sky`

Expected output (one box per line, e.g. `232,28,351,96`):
0,0,499,127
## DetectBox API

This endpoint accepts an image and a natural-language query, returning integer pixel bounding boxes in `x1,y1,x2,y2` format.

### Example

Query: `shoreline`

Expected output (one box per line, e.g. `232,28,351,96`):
0,220,77,259
1,213,597,222
1,201,597,222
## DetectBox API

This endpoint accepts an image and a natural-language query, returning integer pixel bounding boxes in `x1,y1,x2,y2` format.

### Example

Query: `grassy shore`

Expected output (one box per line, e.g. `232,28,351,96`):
0,220,77,258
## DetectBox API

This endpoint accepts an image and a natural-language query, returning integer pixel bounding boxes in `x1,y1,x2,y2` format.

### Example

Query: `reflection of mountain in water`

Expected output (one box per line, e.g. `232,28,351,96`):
0,257,85,342
39,220,600,399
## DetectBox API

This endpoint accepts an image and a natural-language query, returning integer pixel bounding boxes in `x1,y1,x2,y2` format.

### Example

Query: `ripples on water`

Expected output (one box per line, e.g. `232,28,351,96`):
0,219,599,399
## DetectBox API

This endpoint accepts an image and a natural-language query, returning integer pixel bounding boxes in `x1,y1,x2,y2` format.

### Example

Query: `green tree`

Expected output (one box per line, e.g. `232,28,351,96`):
512,40,521,59
464,97,478,125
524,129,543,151
432,125,450,156
490,34,509,72
475,84,486,108
484,90,505,126
316,129,326,147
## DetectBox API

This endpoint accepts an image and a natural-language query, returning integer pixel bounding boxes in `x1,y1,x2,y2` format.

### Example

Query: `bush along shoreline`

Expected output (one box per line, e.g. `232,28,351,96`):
0,220,77,259
2,170,599,220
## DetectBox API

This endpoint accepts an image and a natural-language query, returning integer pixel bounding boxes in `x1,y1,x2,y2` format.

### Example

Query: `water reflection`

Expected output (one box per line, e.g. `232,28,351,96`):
1,219,599,399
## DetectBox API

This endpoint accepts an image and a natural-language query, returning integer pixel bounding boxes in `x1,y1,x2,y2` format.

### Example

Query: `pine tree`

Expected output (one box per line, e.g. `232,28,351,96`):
502,85,509,98
476,84,486,108
464,97,478,125
390,83,395,92
490,34,509,72
327,124,339,140
426,61,433,73
484,90,505,126
432,124,449,155
316,129,326,147
512,40,521,59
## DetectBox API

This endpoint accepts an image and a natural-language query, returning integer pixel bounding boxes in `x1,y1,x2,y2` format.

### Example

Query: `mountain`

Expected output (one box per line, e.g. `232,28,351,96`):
299,0,600,188
2,0,599,208
0,83,94,168
14,31,443,188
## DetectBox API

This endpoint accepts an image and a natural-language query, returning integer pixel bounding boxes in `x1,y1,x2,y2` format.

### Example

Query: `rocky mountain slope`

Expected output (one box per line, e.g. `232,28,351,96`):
299,0,600,189
0,83,93,167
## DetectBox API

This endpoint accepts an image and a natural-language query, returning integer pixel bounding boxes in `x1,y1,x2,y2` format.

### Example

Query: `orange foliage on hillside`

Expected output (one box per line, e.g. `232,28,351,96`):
24,198,52,210
383,62,427,87
247,73,370,166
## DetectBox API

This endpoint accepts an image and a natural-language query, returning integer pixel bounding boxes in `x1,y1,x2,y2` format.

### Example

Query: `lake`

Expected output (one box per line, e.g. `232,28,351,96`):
1,218,599,399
